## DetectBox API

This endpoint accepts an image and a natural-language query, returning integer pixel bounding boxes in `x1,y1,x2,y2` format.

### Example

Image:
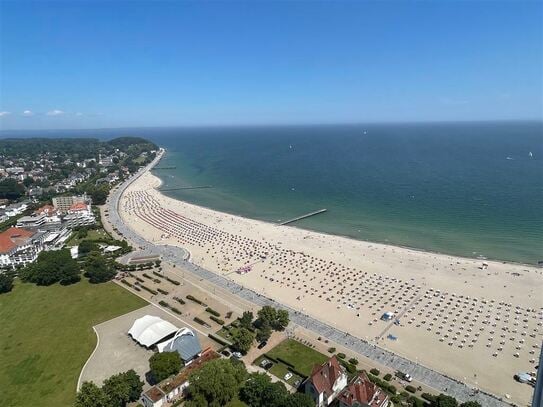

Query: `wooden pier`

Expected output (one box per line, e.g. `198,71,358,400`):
158,185,212,191
278,209,327,226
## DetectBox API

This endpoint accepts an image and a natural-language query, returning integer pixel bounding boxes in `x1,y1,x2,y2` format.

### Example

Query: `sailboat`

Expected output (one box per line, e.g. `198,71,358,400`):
529,151,533,158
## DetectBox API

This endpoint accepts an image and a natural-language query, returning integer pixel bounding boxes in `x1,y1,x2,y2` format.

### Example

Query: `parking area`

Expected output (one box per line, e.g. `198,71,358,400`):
79,304,216,387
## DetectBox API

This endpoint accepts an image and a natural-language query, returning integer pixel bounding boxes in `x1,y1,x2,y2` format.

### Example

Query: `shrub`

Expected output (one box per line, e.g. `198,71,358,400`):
208,333,232,346
405,385,416,393
225,311,233,319
388,385,396,394
140,285,158,295
370,368,380,376
348,357,358,365
170,307,182,315
210,315,225,325
157,288,169,295
205,307,221,317
336,353,346,359
186,294,203,305
328,347,336,353
383,373,392,381
120,279,132,287
421,393,436,403
193,316,211,327
173,296,186,305
166,277,180,285
158,300,169,307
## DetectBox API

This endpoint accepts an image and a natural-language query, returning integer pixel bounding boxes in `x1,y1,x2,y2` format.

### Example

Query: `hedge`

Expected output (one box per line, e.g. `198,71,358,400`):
383,373,392,381
170,307,182,315
348,358,359,365
206,307,221,317
135,277,144,283
208,333,232,346
276,357,295,369
120,279,132,287
173,296,186,305
421,393,436,403
157,288,169,295
328,347,336,353
336,353,346,359
152,271,164,278
210,315,225,325
140,285,158,295
193,316,211,328
159,300,169,307
370,368,380,376
166,277,180,285
186,294,204,305
142,273,152,279
405,385,416,393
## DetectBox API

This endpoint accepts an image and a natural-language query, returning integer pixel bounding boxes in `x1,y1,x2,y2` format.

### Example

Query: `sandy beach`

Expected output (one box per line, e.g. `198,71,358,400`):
119,168,542,405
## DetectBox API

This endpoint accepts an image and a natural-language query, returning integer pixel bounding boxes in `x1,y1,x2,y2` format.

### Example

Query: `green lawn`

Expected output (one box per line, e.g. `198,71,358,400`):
66,228,110,246
0,279,147,407
266,339,329,377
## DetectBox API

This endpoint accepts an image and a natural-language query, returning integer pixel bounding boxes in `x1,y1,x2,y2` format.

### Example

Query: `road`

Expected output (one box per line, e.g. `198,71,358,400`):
104,149,515,407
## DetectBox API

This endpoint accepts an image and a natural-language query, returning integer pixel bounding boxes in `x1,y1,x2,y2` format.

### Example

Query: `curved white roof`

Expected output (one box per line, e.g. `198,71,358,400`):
128,315,178,347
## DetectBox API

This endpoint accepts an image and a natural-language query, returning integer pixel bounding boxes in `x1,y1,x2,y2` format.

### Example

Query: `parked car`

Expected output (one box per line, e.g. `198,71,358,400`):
232,351,243,359
257,341,268,349
221,350,231,357
260,359,273,370
396,371,413,382
284,372,293,381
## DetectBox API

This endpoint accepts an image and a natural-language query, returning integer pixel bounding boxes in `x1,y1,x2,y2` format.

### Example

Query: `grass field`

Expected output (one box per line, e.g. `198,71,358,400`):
65,228,111,246
0,279,147,407
266,339,329,377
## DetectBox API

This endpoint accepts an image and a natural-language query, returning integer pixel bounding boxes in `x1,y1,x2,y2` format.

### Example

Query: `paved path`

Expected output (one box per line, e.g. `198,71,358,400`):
104,150,515,407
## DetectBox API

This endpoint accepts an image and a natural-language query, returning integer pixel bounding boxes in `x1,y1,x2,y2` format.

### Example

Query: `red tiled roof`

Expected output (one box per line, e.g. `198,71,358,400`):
337,371,389,407
36,204,56,216
309,356,345,395
69,202,88,211
0,227,35,253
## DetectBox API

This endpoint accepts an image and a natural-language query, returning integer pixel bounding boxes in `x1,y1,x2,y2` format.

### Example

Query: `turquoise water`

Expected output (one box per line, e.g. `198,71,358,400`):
148,122,543,264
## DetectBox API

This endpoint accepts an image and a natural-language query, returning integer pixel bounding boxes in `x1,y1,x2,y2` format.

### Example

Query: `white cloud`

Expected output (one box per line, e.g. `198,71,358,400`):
0,111,11,117
46,109,65,116
22,110,34,116
75,112,83,116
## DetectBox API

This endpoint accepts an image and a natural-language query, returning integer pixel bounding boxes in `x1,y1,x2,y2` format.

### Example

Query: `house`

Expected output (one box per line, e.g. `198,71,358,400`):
16,214,47,229
5,202,28,217
156,327,202,364
141,348,220,407
0,227,43,268
337,372,389,407
305,356,349,407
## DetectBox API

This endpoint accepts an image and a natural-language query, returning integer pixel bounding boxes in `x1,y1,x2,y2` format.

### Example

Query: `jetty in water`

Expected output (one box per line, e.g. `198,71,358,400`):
153,166,177,170
158,185,212,192
278,209,327,226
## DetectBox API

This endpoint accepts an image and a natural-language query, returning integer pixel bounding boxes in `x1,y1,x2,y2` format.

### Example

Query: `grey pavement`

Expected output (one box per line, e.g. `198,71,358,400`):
104,150,516,407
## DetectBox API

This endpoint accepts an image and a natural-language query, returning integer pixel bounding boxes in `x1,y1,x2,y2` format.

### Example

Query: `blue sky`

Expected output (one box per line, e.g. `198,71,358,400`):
0,1,542,130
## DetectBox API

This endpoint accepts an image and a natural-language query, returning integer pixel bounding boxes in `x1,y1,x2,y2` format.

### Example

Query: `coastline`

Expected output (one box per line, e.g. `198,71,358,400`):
152,148,540,269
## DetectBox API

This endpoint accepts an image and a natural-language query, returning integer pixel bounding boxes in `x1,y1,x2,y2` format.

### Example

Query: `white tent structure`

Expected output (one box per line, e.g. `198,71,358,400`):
128,315,178,348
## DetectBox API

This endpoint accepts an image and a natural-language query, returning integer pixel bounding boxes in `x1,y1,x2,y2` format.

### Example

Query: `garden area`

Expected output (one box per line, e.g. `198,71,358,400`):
0,279,147,407
254,338,329,387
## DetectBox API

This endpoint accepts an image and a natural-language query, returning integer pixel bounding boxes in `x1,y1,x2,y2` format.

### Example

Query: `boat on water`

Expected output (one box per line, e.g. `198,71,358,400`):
529,151,533,158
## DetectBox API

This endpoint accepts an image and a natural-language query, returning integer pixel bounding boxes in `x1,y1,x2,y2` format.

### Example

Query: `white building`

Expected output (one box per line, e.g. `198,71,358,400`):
128,315,178,348
52,195,90,213
0,227,43,269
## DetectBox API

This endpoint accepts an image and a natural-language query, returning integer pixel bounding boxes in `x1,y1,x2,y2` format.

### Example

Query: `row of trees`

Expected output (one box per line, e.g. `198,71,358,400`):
75,370,143,407
429,394,482,407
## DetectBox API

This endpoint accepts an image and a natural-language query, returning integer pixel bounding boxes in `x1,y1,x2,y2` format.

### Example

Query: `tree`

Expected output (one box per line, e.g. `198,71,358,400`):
274,309,290,331
101,370,143,406
231,327,255,354
83,252,116,283
255,306,289,331
78,239,98,255
432,394,459,407
460,402,482,407
256,322,272,343
120,370,143,402
186,358,247,406
282,393,315,407
149,352,182,383
88,184,110,205
0,178,25,200
240,373,289,407
19,249,80,286
0,270,15,294
74,382,108,407
239,311,254,329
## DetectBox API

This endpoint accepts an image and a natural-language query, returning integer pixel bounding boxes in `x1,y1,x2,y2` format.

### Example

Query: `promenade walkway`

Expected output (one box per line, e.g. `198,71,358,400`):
105,150,515,407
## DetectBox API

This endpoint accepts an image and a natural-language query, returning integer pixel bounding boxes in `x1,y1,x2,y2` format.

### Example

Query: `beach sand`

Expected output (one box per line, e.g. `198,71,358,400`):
120,170,542,405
